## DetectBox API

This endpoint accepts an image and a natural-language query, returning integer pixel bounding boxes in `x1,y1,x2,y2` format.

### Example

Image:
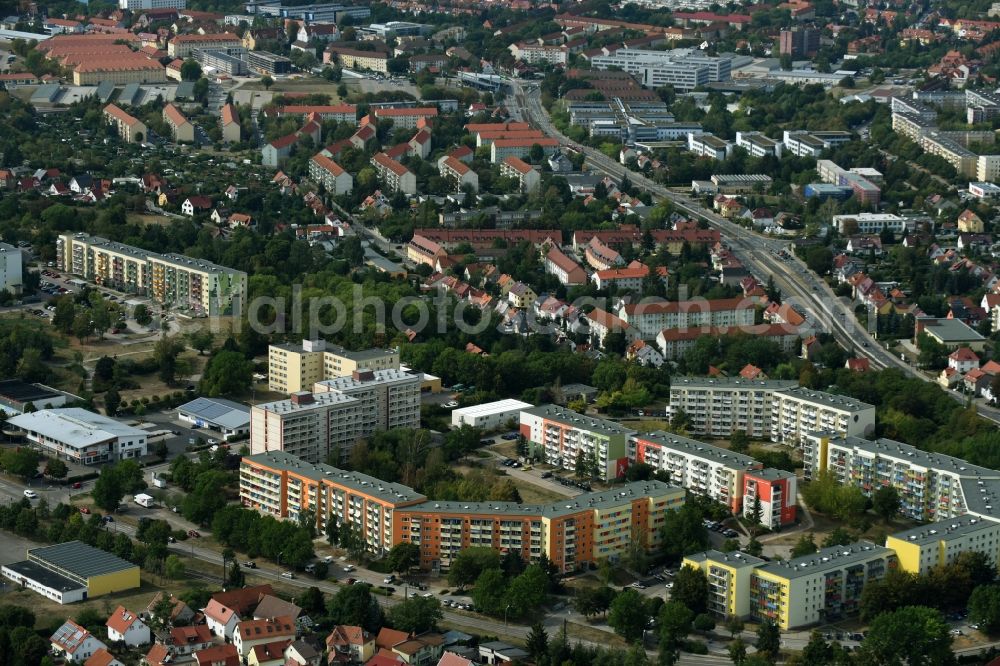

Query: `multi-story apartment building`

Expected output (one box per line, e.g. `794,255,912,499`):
590,48,732,91
309,153,353,195
437,156,479,192
683,550,765,619
781,130,853,157
830,212,908,235
668,378,875,443
886,515,1000,575
56,233,246,315
735,132,782,158
221,103,241,143
584,237,624,271
490,138,560,163
769,387,876,445
313,369,421,433
499,156,540,194
618,297,756,339
162,103,194,143
371,107,438,130
370,152,416,195
0,243,23,295
544,246,587,286
240,451,427,555
103,104,147,143
743,468,797,529
749,541,895,629
323,45,389,73
396,481,684,572
630,430,759,513
267,339,400,394
802,433,1000,523
778,27,819,57
250,390,370,464
687,132,731,160
168,32,241,58
241,451,685,571
519,405,635,481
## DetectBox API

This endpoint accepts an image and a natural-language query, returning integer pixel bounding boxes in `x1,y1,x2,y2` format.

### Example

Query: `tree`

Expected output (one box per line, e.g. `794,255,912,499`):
198,350,253,397
262,75,274,91
180,59,202,81
227,560,245,587
325,516,339,545
859,606,954,666
526,622,548,660
801,631,832,664
52,298,75,333
448,547,500,589
574,586,615,617
298,587,326,615
44,458,68,480
660,504,709,560
969,584,1000,634
388,595,442,633
165,554,185,579
755,619,781,662
1,448,40,480
730,429,750,454
385,542,419,574
503,565,548,620
471,568,506,616
658,601,693,650
608,589,649,642
671,565,708,615
92,467,125,513
725,615,745,638
133,304,152,326
872,485,901,523
153,337,183,384
727,638,747,666
188,328,214,355
790,533,817,558
104,387,121,416
822,527,854,548
744,537,763,557
327,581,384,633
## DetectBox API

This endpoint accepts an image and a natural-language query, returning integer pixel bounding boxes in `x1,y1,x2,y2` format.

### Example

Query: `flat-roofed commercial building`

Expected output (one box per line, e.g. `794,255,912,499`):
247,50,291,74
267,339,399,394
886,515,1000,575
0,379,69,414
451,399,533,429
683,550,765,619
240,451,427,555
668,378,875,444
397,480,684,572
177,397,250,440
735,131,782,158
618,297,756,339
631,430,759,513
687,132,731,160
749,541,894,629
1,541,139,603
9,408,147,465
519,404,635,480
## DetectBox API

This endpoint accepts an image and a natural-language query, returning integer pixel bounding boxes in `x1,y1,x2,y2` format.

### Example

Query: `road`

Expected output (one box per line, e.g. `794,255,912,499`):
510,80,1000,424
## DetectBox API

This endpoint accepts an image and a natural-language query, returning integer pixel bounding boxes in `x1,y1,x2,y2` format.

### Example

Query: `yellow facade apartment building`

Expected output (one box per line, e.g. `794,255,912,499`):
267,339,400,393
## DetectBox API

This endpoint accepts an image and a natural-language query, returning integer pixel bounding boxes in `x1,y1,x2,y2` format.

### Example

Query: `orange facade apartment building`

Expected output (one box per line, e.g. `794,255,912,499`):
241,451,684,571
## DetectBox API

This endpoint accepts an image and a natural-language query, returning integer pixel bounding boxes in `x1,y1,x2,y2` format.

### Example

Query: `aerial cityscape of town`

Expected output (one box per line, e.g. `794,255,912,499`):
5,0,1000,663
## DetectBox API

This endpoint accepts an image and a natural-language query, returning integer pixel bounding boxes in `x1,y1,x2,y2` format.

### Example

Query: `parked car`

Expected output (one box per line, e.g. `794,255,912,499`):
187,530,200,538
71,482,82,489
384,575,395,584
443,401,459,408
102,515,114,523
346,578,357,585
281,571,295,579
243,561,257,568
343,565,356,572
22,489,37,500
79,507,90,514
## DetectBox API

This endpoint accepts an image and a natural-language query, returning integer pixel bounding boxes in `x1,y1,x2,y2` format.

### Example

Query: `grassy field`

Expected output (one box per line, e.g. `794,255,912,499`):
513,481,565,505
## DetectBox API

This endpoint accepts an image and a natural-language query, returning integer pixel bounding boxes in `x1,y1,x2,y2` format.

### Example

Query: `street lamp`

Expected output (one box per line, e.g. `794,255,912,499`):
504,603,512,627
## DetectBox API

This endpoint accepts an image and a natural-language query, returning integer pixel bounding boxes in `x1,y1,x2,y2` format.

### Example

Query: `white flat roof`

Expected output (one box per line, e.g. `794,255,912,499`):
9,409,146,449
452,399,534,418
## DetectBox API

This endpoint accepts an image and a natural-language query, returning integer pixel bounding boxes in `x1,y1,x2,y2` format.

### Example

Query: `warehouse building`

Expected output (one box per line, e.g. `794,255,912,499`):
177,396,251,440
451,399,532,429
2,541,140,604
0,379,71,415
8,408,147,465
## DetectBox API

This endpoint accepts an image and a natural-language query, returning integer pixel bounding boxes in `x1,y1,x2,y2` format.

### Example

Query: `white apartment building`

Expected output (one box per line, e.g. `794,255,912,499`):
313,368,421,433
437,155,479,192
0,243,23,294
668,378,875,444
770,386,876,445
735,132,782,158
630,430,759,513
451,398,533,429
520,404,635,481
250,391,369,464
309,154,354,195
500,156,541,193
802,432,1000,524
617,297,756,339
370,152,416,195
508,42,567,65
782,130,853,157
687,132,731,160
9,408,147,465
544,246,587,286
